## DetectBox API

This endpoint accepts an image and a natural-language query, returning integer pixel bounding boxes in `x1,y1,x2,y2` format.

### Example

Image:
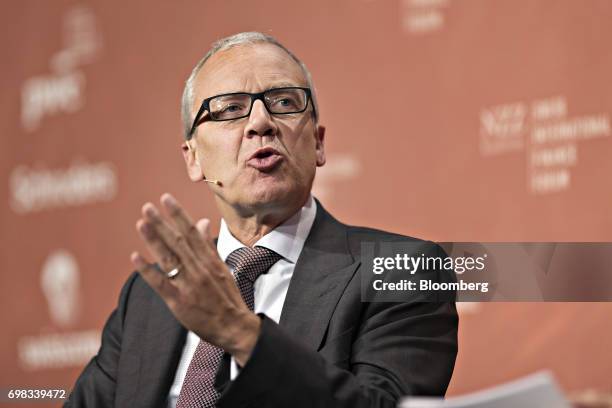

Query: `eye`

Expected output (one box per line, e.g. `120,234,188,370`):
271,96,299,110
221,104,243,113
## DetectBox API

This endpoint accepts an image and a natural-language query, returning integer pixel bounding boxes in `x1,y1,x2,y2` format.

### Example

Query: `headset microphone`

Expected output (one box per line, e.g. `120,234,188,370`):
203,179,222,186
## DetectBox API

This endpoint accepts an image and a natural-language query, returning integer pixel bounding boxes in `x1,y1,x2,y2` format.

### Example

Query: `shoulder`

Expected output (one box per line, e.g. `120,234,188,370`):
114,270,162,319
345,224,418,242
344,224,442,258
314,199,418,243
314,201,441,258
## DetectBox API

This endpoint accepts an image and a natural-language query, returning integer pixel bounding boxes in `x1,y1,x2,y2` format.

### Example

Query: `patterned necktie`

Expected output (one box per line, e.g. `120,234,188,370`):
176,246,282,408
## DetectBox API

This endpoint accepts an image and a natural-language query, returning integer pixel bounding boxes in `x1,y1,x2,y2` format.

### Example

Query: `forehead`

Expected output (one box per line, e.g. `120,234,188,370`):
194,43,308,100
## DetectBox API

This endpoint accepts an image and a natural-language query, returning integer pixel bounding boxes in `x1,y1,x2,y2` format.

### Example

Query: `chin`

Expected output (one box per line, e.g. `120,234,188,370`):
242,177,305,210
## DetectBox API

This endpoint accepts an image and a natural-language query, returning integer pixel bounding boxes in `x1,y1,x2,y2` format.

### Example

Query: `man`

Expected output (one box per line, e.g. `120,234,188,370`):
66,32,458,408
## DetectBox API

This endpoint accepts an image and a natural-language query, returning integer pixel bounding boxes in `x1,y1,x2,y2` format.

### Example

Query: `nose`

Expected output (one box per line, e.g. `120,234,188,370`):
244,99,278,138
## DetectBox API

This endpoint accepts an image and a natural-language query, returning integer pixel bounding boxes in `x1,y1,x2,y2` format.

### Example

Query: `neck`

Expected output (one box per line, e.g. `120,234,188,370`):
216,195,309,247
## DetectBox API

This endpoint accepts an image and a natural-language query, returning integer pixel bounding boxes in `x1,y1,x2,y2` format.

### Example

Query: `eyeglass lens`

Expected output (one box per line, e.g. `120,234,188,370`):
209,88,308,120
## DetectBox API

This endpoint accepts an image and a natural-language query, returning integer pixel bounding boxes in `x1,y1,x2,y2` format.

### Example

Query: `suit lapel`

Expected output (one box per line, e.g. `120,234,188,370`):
279,202,360,351
133,292,187,408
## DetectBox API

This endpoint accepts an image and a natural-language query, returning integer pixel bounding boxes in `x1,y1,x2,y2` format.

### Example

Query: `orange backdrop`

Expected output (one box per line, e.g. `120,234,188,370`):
1,0,611,397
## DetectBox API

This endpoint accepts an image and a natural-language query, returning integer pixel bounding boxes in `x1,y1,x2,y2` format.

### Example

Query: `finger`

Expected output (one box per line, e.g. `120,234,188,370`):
136,218,183,274
130,251,179,301
195,218,237,281
160,193,211,257
195,218,217,252
142,202,199,274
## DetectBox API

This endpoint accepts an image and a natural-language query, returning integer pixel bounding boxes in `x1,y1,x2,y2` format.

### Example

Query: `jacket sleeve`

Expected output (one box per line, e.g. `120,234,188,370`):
217,299,458,408
64,272,139,408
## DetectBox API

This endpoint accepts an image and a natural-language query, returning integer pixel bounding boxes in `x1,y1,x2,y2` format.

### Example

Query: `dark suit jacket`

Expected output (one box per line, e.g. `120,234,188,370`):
65,202,458,408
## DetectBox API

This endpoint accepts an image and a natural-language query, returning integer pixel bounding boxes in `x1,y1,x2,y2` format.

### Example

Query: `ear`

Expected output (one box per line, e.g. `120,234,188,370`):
314,125,326,167
181,141,204,182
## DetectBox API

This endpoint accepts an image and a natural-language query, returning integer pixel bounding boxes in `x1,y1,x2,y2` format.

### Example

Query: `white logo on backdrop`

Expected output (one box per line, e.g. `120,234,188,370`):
18,330,101,370
479,102,528,155
21,5,102,132
17,249,101,370
9,159,117,214
41,250,81,327
312,153,362,201
401,0,450,35
480,96,610,195
456,302,481,315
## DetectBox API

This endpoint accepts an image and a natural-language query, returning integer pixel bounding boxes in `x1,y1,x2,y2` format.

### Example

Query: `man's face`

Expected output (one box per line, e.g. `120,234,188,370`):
184,43,325,214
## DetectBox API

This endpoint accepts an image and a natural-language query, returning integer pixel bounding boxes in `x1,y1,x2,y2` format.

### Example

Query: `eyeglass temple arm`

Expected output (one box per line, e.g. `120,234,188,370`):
187,102,209,140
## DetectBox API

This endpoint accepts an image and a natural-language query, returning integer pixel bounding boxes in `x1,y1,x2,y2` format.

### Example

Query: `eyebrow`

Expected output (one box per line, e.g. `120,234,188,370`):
210,82,305,97
268,81,303,89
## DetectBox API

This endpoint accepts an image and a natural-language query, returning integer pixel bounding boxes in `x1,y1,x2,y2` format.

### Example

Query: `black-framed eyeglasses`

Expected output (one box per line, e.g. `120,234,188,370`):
187,86,315,139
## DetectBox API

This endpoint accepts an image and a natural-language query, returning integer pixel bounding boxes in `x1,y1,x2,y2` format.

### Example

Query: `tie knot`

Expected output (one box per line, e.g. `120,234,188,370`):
226,246,282,283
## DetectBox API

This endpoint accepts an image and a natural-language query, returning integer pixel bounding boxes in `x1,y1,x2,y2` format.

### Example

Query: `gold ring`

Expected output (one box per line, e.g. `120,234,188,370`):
167,266,182,279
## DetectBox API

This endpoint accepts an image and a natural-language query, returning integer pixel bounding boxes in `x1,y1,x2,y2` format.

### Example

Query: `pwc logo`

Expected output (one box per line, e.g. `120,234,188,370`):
20,5,102,132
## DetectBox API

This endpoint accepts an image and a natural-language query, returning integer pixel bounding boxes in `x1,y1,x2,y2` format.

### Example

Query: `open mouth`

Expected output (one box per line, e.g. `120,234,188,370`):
253,149,275,159
247,147,284,172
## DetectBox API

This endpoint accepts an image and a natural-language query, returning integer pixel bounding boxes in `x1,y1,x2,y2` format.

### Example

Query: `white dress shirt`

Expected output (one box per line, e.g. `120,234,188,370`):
167,195,317,408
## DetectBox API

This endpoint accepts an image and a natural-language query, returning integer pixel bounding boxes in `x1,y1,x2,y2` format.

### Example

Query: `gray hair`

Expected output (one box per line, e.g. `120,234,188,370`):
181,31,319,139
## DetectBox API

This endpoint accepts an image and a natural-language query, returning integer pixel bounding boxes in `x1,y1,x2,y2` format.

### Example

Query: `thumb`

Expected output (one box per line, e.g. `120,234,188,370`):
195,218,211,239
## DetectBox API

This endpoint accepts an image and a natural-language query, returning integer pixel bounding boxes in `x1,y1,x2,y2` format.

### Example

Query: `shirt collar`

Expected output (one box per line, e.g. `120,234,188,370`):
217,195,317,264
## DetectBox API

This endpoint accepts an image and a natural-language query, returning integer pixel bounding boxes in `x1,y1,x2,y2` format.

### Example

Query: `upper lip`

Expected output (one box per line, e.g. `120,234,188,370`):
248,146,282,160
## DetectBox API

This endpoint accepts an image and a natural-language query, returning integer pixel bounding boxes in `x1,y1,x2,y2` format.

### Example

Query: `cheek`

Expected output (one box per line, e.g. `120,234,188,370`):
199,135,241,172
293,133,318,162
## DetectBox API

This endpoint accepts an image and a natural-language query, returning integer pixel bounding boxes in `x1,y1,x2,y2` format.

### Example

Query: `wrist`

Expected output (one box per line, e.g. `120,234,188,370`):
226,312,261,366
